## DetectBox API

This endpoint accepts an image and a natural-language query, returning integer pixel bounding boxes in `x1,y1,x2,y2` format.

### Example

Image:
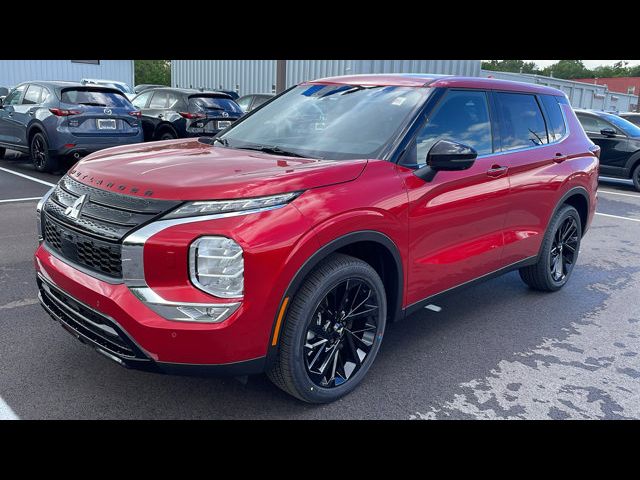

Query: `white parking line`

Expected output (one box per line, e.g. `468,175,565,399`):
0,396,19,420
595,212,640,223
598,190,640,199
0,197,42,204
0,166,56,187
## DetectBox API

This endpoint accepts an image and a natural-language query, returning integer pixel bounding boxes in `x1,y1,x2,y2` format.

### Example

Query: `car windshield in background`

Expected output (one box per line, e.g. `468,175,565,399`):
219,84,428,160
190,96,242,113
61,89,131,107
602,112,640,137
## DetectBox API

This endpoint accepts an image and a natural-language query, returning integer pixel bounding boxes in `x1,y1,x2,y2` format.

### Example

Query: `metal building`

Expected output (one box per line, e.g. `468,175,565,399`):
481,70,639,113
171,60,481,96
0,60,135,89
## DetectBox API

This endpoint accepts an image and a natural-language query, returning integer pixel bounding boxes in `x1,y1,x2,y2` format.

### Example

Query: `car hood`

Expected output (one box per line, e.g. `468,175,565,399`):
69,138,368,200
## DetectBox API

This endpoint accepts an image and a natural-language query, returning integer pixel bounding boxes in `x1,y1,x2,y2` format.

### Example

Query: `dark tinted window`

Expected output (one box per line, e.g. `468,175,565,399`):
61,89,130,107
415,90,492,161
4,85,26,106
496,92,548,150
149,91,169,109
23,85,43,105
621,114,640,127
189,96,242,113
540,95,566,142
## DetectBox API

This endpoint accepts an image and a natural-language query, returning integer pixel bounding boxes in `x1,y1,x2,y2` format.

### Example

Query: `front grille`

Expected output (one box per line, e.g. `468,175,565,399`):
38,276,147,360
42,175,180,279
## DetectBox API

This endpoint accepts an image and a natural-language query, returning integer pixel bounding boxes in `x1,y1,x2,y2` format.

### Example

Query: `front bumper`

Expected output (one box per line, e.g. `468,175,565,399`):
34,245,267,375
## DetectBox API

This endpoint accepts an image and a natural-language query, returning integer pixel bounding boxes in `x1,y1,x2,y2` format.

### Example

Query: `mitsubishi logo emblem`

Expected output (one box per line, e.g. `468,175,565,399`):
64,195,87,219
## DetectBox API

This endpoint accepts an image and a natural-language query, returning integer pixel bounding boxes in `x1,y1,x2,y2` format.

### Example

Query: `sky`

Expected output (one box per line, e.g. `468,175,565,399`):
526,60,640,68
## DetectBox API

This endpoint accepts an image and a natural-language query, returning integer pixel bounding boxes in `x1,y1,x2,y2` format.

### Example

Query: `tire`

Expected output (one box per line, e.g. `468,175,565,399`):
0,147,5,159
632,163,640,192
157,129,176,141
30,132,58,173
267,253,387,403
519,204,582,292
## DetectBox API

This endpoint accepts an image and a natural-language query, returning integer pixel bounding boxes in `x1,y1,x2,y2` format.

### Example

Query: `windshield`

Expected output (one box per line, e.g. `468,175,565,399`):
190,96,242,114
61,89,131,107
219,84,428,160
602,112,640,137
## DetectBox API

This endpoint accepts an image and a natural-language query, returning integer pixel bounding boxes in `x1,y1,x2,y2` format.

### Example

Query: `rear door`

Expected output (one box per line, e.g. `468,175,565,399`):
493,92,569,265
12,84,44,146
144,90,171,136
402,88,511,304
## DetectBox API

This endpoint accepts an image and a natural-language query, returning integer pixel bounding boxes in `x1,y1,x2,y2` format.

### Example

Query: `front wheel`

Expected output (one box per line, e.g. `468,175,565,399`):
30,132,58,173
519,204,582,291
267,253,387,403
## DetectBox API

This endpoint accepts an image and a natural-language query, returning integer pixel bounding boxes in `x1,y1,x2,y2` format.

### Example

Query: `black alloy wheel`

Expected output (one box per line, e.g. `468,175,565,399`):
304,278,380,388
549,216,579,282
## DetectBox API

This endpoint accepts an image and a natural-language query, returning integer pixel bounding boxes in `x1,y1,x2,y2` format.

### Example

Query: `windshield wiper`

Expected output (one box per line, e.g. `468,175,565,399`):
213,137,228,146
239,145,307,158
78,102,108,107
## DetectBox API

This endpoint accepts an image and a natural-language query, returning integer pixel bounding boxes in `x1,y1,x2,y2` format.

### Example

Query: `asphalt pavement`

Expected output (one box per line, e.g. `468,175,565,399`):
1,151,639,419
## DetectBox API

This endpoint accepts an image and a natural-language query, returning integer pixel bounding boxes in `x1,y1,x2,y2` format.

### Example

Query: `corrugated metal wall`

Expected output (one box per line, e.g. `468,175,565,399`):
0,60,134,88
481,70,638,113
172,60,482,96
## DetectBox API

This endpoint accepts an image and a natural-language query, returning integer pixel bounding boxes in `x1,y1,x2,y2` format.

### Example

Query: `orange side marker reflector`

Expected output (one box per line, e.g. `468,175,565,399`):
271,297,290,346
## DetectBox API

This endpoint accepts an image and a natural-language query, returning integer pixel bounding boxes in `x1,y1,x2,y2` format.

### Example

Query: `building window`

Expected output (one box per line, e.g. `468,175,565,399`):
71,60,100,65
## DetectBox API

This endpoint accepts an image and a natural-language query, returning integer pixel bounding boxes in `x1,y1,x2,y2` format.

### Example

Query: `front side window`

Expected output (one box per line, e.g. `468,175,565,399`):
577,114,619,134
600,112,640,137
496,92,548,150
149,91,169,109
415,90,493,162
540,95,567,142
4,85,26,106
220,84,429,160
23,85,43,105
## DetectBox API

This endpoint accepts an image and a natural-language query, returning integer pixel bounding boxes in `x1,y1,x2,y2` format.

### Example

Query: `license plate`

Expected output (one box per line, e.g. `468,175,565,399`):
217,120,231,130
97,119,117,130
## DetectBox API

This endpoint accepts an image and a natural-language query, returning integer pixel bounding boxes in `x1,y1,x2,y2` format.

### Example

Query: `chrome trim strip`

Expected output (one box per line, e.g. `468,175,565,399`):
36,186,56,242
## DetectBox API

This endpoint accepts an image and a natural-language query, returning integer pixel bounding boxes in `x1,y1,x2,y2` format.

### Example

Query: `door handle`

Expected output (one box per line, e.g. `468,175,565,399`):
487,165,508,178
553,152,567,163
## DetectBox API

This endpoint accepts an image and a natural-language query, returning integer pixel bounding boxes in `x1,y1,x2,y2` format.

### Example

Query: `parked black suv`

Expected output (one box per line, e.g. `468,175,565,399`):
131,88,242,141
575,109,640,190
0,81,143,172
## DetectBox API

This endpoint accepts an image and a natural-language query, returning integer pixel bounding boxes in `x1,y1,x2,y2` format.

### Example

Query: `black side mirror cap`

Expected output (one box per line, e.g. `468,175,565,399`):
600,128,617,137
414,139,478,182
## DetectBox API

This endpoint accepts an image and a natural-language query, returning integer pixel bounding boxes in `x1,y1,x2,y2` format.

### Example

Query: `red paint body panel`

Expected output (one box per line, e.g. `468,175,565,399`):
34,75,599,370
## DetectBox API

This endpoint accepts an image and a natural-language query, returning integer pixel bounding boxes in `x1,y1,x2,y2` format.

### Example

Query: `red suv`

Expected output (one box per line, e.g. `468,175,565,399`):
35,75,599,403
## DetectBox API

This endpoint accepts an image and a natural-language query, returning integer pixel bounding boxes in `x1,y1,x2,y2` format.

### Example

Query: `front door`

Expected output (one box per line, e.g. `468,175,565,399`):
400,89,510,306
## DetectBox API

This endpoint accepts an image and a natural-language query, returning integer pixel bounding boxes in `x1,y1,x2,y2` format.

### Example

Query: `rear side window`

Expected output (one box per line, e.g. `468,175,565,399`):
61,89,130,107
496,92,548,150
236,96,252,111
149,91,169,108
415,90,493,160
540,95,566,142
23,85,43,105
189,96,242,114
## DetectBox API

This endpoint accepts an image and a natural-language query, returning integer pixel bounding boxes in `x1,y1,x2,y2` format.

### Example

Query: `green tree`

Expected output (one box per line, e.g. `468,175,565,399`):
541,60,591,79
134,60,171,86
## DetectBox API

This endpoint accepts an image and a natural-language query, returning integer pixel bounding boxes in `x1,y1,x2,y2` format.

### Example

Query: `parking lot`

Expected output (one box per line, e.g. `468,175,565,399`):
1,150,639,420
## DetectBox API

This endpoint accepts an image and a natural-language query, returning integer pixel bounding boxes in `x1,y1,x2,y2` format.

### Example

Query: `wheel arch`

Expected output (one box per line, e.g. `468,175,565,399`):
554,186,590,237
625,150,640,178
26,121,48,146
266,230,404,366
153,121,178,139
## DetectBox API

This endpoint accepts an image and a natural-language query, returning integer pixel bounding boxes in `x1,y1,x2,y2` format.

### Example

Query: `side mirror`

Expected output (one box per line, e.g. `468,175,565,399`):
414,139,478,182
600,128,617,137
0,96,4,107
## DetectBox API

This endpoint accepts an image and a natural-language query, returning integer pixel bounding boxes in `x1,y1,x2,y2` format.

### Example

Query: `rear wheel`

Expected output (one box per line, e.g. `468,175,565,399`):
267,253,387,403
519,204,582,291
632,163,640,192
0,147,5,159
157,129,176,141
30,132,58,173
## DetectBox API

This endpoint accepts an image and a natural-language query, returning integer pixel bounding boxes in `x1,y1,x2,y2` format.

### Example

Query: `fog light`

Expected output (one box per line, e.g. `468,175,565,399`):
176,305,238,322
189,236,244,298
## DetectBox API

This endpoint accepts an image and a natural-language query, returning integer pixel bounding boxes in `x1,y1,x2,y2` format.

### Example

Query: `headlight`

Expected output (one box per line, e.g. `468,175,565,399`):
190,236,244,298
163,191,302,219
